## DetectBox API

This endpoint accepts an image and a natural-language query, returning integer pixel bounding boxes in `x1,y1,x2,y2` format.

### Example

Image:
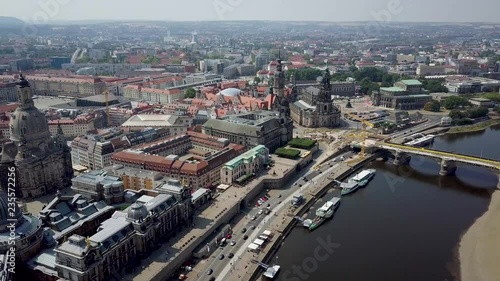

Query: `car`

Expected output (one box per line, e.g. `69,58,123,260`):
251,216,256,220
209,277,216,281
241,228,247,233
267,203,271,207
228,253,234,258
243,235,248,240
226,234,232,239
250,225,256,230
278,194,282,198
257,210,263,215
219,254,225,260
207,269,213,275
230,240,236,246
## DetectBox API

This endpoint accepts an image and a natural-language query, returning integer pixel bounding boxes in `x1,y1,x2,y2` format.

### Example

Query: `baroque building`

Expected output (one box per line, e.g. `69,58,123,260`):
0,75,73,198
290,69,341,128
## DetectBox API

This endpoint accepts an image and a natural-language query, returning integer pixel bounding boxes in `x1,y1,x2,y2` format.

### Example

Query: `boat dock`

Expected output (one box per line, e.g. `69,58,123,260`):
251,260,280,279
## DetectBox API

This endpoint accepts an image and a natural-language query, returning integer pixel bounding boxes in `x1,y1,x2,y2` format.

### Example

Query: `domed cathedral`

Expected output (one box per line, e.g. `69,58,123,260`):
0,75,73,199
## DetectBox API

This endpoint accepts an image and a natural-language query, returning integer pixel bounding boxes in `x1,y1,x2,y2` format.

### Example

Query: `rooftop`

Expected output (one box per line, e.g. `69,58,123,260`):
400,79,423,86
380,87,406,92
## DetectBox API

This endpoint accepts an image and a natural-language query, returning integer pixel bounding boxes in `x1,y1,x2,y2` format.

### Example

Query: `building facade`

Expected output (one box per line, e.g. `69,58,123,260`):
0,75,73,198
291,69,341,128
220,145,269,184
0,75,107,97
0,81,17,103
374,80,432,110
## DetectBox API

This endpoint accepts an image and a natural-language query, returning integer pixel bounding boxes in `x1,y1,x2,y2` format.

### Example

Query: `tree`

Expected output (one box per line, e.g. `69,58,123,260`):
184,87,196,98
424,100,441,112
420,79,448,93
494,106,500,114
467,107,489,118
254,77,261,84
481,93,500,103
442,96,470,110
449,109,466,120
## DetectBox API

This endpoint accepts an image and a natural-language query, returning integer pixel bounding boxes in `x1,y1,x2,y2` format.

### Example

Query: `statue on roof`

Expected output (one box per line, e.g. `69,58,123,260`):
16,73,30,88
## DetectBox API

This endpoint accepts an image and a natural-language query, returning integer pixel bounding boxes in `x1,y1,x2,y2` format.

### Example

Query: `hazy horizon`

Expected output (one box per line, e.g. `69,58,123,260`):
2,0,500,23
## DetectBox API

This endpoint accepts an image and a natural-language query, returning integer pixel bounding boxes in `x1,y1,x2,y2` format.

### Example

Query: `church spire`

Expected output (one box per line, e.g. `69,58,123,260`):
15,74,34,108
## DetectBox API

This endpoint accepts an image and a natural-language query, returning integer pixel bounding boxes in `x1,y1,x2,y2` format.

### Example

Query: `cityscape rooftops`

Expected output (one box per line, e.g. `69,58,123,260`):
400,79,423,86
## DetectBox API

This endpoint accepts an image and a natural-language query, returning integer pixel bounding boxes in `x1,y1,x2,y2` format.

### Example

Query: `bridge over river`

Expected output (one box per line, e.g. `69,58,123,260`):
373,141,500,188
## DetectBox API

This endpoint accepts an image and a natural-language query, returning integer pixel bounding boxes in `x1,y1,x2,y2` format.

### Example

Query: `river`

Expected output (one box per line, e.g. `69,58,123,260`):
274,125,500,281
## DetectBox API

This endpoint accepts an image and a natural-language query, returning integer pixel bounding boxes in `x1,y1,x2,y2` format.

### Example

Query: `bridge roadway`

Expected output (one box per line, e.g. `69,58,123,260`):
377,142,500,170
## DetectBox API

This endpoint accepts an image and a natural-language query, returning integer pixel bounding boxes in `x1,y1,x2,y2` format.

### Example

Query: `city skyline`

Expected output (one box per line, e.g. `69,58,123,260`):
2,0,500,23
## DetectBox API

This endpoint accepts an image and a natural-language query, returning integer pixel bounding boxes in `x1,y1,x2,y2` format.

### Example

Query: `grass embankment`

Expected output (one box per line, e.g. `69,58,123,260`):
447,118,500,134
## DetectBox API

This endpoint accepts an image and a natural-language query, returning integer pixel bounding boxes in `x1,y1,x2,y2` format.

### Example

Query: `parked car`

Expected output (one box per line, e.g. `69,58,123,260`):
241,228,247,233
219,254,224,260
207,269,213,275
228,253,234,258
250,225,256,230
251,216,256,221
243,235,248,240
230,240,236,246
257,210,263,215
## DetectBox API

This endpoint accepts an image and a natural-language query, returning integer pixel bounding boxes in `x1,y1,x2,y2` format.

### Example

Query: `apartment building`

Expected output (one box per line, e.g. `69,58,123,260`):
48,115,95,139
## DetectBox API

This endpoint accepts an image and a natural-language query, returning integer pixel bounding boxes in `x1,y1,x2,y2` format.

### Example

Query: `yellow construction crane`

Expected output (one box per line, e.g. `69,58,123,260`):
345,113,376,159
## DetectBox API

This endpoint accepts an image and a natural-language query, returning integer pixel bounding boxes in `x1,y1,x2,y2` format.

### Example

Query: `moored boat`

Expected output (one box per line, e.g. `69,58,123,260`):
309,197,341,230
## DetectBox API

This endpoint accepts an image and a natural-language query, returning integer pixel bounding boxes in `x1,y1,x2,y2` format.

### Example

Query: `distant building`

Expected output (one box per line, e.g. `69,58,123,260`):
255,49,271,70
374,79,432,110
121,114,192,135
444,76,500,94
62,63,151,75
469,98,494,108
291,69,342,128
50,57,71,69
220,145,269,185
0,80,17,103
416,65,446,77
9,58,34,72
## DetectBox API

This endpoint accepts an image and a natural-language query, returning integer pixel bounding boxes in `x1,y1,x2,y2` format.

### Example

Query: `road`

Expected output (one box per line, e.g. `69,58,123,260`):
192,151,353,281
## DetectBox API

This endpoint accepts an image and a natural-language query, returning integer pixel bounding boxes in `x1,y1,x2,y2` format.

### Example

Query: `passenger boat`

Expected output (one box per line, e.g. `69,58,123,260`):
341,169,376,195
309,197,341,230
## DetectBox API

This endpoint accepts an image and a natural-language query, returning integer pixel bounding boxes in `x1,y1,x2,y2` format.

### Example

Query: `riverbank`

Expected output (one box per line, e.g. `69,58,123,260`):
459,190,500,281
446,118,500,134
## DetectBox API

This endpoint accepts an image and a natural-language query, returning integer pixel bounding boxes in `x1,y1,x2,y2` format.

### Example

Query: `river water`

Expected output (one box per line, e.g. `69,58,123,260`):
274,125,500,281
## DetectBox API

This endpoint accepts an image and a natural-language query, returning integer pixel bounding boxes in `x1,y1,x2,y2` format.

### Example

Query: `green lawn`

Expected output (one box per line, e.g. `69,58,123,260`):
275,148,301,159
288,138,316,150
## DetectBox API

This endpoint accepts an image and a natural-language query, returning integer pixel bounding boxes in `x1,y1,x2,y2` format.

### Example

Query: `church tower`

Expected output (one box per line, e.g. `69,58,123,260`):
272,51,290,118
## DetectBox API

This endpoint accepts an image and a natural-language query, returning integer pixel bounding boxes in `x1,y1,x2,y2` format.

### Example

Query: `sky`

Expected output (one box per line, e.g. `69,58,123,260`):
1,0,499,23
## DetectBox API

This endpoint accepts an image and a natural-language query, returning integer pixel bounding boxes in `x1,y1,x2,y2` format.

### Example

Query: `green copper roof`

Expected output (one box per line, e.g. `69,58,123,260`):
224,145,268,170
380,87,406,92
400,79,423,86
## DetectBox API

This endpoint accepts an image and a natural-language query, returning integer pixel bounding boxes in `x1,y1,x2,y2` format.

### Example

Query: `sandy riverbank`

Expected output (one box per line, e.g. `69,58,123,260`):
460,190,500,281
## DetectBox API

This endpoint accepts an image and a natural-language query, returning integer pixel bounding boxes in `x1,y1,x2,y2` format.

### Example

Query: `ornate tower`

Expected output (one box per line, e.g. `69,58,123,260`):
272,51,290,118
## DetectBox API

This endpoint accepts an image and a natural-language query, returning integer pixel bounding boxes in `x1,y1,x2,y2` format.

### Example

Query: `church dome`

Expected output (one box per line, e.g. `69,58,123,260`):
9,77,52,144
127,202,148,221
218,88,241,97
10,106,52,143
0,191,23,232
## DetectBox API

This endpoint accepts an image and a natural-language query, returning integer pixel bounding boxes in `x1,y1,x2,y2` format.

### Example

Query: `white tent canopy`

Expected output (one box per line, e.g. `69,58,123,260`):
247,243,259,251
253,239,265,246
262,230,272,236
